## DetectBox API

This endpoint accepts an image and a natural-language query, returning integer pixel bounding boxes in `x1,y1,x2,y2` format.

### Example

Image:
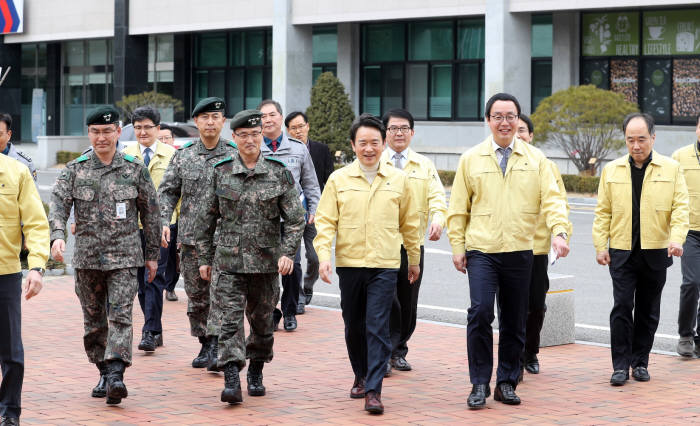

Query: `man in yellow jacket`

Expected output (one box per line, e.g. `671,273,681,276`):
314,114,421,415
593,112,689,386
673,117,700,357
380,108,447,375
0,154,49,425
447,93,570,409
122,106,178,353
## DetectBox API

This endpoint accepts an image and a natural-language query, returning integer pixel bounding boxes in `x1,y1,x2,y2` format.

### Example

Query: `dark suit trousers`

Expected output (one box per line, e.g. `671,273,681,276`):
165,223,179,292
390,245,425,358
524,254,549,356
0,273,23,418
678,232,700,342
466,250,532,387
609,250,667,370
337,267,397,395
137,230,169,333
277,222,302,317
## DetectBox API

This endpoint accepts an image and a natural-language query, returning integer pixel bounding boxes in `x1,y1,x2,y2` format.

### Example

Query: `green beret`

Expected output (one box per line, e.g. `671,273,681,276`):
192,97,226,117
86,106,120,125
230,109,262,131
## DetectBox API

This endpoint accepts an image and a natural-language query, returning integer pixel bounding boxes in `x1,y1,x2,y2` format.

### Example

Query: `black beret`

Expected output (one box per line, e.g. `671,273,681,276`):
230,109,262,131
192,97,226,117
86,106,120,125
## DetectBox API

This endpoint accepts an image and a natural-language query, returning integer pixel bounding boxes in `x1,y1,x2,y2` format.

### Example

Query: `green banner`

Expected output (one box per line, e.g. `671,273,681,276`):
643,10,700,55
583,12,639,56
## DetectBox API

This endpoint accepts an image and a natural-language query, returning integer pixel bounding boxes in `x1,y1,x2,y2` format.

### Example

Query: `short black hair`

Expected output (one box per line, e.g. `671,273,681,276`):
622,112,655,136
284,111,308,128
381,108,414,129
132,106,161,126
258,99,283,115
519,114,534,134
0,113,12,131
484,93,522,119
159,123,174,137
350,113,386,142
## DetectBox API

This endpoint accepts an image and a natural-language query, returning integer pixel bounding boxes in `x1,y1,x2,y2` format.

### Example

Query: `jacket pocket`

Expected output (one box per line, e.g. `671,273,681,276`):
0,186,19,220
336,223,363,259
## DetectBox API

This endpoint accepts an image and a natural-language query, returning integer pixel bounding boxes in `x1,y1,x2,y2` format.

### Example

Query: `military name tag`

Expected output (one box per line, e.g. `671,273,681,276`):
116,202,127,219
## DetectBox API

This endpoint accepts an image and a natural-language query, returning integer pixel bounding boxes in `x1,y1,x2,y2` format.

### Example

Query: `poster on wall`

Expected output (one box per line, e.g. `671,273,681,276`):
643,9,700,55
610,59,638,104
0,0,22,34
673,58,700,123
641,59,671,123
582,12,640,56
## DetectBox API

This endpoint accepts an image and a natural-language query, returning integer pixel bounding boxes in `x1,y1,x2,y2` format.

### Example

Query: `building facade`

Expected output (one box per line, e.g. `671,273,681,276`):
2,0,699,171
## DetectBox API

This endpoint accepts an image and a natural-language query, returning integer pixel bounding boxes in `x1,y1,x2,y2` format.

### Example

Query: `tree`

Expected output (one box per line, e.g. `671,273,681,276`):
306,72,355,161
531,85,638,174
116,91,184,123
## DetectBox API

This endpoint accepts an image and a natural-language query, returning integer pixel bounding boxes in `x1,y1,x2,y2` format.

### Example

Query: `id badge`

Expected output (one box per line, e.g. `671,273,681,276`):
116,202,127,219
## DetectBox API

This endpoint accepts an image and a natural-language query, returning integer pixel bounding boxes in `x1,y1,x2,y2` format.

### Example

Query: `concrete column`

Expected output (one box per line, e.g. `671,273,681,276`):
337,23,360,115
45,43,61,136
272,0,312,115
113,0,148,106
0,36,21,141
484,0,531,113
552,11,580,93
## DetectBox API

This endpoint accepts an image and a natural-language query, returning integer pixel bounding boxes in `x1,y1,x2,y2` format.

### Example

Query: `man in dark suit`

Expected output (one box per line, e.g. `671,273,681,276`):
593,112,689,386
285,111,334,307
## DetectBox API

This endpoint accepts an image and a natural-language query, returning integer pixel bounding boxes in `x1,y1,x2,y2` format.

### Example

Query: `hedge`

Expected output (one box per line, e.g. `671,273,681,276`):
56,150,82,164
561,174,600,194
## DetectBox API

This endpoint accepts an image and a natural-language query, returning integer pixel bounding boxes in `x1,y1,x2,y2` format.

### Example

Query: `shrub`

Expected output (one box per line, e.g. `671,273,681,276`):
437,170,456,187
306,72,355,161
56,151,82,164
116,91,184,123
561,174,600,194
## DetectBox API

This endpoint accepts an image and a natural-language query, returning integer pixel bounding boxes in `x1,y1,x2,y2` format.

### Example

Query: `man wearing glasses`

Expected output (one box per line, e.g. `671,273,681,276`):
122,106,178,353
447,93,570,408
258,100,320,332
49,106,162,405
379,109,447,377
158,98,237,371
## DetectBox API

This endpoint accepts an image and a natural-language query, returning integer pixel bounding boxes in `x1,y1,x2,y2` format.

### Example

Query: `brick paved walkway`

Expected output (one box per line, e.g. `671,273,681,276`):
15,275,700,424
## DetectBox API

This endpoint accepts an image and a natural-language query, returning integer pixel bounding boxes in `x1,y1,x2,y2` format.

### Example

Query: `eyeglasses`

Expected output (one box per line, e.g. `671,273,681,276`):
88,128,117,137
489,114,519,123
158,135,173,141
234,130,262,140
133,124,157,131
387,126,412,134
288,124,308,132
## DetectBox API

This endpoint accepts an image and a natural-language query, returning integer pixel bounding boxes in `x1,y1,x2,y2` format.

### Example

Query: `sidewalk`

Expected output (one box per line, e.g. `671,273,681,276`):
18,275,700,424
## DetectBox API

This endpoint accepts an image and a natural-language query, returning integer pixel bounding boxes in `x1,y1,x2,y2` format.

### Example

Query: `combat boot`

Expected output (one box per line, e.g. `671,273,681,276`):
105,360,128,405
192,336,210,368
91,362,107,398
221,363,243,404
206,336,220,372
247,361,266,396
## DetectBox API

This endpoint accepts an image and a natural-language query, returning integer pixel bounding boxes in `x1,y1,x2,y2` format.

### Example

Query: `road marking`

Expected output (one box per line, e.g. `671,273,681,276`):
425,247,453,255
570,210,595,215
576,323,679,339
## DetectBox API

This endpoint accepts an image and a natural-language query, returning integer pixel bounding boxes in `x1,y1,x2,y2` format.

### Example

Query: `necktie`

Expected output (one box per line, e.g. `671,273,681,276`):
271,140,278,152
143,147,152,167
393,153,403,169
498,147,511,175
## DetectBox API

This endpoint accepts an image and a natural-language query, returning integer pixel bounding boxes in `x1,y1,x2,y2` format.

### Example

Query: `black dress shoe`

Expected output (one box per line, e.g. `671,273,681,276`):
632,366,650,382
494,382,520,405
165,290,178,301
304,291,313,305
153,332,163,347
350,376,366,399
296,303,305,315
0,417,19,425
138,331,156,352
364,391,384,414
283,315,297,331
390,356,412,371
524,354,539,374
384,361,392,377
467,384,491,409
610,369,629,386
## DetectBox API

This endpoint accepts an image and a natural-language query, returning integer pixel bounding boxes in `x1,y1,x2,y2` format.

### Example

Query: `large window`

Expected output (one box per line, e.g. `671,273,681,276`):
312,25,337,84
62,39,113,136
148,34,175,120
531,15,552,112
360,18,485,121
581,9,700,125
20,43,47,142
192,29,272,115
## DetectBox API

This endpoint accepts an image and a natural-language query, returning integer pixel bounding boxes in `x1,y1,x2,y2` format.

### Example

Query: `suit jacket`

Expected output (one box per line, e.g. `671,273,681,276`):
307,139,334,193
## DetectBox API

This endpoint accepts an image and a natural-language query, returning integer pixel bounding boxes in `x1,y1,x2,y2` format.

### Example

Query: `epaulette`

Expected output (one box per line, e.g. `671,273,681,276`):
214,156,233,167
75,155,89,163
16,150,33,163
123,154,136,163
227,141,238,149
288,136,304,144
264,157,287,167
179,141,194,149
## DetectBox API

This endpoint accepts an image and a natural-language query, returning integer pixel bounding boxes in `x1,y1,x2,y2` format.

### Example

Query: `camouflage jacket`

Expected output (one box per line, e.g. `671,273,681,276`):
195,153,305,274
48,151,161,270
158,137,237,246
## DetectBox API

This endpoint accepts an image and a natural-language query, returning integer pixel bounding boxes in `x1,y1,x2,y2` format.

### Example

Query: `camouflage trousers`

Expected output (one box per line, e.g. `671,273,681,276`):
74,268,138,366
216,272,280,370
180,244,212,337
207,267,222,337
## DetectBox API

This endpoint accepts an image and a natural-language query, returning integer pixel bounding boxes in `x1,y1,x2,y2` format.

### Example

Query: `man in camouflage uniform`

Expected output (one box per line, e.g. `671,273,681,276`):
196,109,305,405
158,97,237,370
49,106,161,405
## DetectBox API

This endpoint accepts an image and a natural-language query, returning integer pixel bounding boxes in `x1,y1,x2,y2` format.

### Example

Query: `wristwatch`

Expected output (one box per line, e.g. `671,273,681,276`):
30,267,45,276
557,232,568,241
